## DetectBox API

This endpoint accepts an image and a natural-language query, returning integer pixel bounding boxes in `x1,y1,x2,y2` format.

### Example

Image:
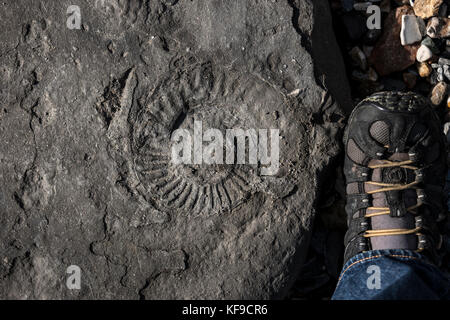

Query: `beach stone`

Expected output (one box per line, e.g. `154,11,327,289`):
363,45,374,57
431,82,448,105
422,37,441,54
349,46,368,70
430,70,440,84
437,66,445,81
418,62,433,77
444,64,450,80
370,6,420,76
427,17,450,38
401,15,425,45
439,57,450,65
446,40,450,52
413,0,444,19
354,2,373,11
0,0,349,299
417,44,434,62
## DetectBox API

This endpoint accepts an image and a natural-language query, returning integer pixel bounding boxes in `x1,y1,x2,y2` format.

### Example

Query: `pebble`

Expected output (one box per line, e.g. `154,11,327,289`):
413,0,444,19
416,44,434,62
427,17,450,38
335,0,450,113
438,57,450,65
363,45,374,57
444,64,450,80
401,15,426,45
430,81,448,105
354,2,373,11
430,70,439,84
437,66,445,81
418,17,427,36
445,122,450,136
418,62,433,77
349,46,368,70
421,37,440,54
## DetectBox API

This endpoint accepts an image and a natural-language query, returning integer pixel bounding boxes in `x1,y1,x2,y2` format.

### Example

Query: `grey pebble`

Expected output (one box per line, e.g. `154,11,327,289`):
422,37,440,54
439,57,450,65
444,64,450,80
437,67,444,82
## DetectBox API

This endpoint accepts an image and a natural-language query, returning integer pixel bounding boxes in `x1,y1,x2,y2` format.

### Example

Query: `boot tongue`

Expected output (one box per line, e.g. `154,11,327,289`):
365,154,417,250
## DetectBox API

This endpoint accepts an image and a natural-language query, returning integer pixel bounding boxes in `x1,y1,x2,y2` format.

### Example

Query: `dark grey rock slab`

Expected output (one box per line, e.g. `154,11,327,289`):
0,0,349,299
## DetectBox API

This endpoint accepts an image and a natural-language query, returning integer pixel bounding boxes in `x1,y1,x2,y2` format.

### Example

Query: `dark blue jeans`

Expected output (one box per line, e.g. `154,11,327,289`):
332,249,450,300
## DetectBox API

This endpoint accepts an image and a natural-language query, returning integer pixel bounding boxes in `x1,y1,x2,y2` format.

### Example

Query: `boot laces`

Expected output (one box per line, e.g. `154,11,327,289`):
362,156,423,245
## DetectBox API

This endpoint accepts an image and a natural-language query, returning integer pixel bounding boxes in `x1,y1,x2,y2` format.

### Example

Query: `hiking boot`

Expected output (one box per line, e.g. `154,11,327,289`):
343,91,447,264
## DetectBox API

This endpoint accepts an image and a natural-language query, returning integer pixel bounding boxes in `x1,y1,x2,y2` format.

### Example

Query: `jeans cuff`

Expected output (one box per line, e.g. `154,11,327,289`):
338,249,432,285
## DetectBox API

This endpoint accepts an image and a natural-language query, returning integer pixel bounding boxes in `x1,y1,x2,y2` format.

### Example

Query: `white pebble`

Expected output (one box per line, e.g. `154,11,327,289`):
349,46,367,70
416,44,433,62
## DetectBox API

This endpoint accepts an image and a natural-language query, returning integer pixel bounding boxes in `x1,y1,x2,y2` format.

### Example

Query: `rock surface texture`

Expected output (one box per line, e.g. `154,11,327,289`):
0,0,349,299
